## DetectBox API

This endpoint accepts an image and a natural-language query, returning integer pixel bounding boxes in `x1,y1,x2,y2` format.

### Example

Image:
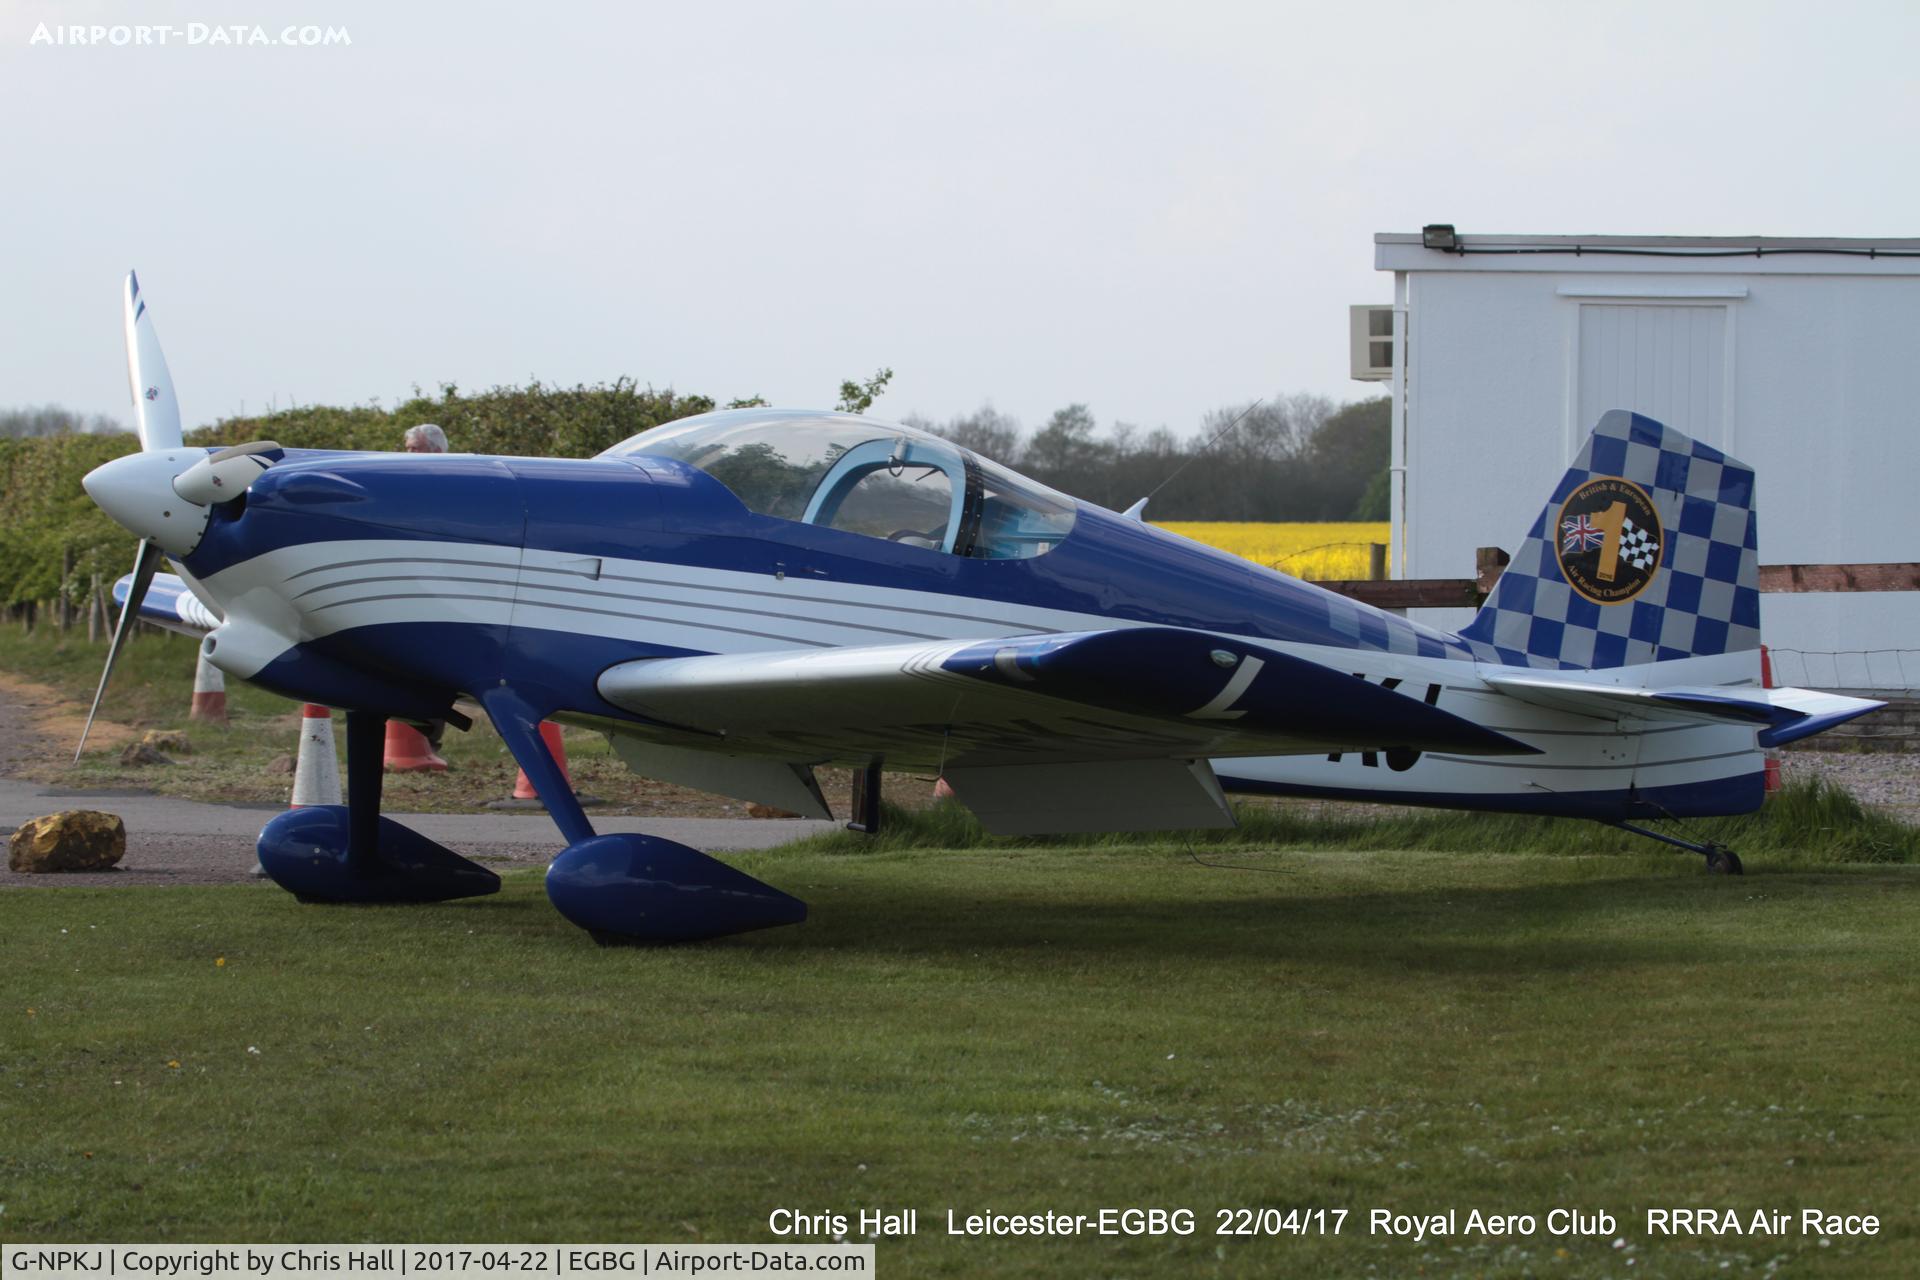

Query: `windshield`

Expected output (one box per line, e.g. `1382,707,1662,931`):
601,409,1077,558
973,455,1078,559
602,411,891,521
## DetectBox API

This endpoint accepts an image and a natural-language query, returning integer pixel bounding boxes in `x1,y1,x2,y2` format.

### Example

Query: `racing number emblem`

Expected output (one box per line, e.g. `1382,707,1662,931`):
1555,477,1662,604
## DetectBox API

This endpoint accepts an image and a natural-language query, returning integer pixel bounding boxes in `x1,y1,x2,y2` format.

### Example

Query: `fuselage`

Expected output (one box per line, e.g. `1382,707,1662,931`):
77,278,1803,937
164,441,1764,822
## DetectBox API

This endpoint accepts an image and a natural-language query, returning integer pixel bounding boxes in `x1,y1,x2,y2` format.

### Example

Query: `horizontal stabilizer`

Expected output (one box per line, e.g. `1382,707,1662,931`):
1487,673,1883,747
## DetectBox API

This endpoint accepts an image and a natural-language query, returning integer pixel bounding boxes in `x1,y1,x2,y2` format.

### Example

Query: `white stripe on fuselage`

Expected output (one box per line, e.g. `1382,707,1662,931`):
201,537,1763,800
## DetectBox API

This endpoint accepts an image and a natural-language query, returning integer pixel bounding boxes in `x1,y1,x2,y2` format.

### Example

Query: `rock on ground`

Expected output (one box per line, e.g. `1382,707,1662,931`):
9,809,127,873
140,729,192,755
119,742,173,767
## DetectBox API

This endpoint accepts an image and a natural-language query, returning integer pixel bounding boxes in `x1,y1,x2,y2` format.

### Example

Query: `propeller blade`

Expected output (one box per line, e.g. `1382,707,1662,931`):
74,538,167,762
123,271,184,452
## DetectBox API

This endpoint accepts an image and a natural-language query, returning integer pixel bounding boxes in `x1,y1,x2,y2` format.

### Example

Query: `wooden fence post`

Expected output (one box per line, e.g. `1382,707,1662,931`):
59,546,75,633
1474,546,1511,596
1368,542,1387,581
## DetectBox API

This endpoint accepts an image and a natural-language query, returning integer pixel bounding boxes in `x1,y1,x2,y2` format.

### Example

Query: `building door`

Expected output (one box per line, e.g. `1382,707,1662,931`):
1574,303,1728,455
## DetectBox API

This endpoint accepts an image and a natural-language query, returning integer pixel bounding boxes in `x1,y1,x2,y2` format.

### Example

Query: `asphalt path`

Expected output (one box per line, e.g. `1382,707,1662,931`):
1,774,838,887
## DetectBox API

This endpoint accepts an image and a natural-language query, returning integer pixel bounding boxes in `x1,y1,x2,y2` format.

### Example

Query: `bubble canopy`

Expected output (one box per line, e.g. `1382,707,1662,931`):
598,409,1077,560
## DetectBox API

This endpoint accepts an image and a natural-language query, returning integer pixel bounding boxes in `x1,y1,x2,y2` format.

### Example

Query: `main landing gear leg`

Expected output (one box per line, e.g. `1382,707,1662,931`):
1610,820,1744,876
477,689,806,945
256,710,501,902
847,759,882,834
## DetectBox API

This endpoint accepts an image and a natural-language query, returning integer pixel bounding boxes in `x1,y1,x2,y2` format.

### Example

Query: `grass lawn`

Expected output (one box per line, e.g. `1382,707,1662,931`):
5,841,1917,1278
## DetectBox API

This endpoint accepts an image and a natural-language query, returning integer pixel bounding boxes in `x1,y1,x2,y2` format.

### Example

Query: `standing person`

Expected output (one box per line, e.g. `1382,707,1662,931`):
402,423,448,454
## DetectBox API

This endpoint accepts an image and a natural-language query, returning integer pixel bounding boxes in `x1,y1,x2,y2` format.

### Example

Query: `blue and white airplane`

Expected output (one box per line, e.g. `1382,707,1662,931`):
80,273,1880,943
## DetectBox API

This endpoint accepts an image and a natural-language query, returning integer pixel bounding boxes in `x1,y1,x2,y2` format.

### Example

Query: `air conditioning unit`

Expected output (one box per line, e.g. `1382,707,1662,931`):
1349,304,1397,381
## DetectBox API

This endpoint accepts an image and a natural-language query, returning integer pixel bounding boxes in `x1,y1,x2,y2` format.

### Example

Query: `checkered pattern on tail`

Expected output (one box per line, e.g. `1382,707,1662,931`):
1457,411,1761,670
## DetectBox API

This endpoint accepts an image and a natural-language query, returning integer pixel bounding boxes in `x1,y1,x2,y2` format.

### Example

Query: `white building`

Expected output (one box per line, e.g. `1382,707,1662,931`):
1367,231,1920,693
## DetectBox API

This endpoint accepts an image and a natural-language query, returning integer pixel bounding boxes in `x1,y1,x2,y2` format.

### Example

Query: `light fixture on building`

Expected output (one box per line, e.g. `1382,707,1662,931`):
1422,223,1458,251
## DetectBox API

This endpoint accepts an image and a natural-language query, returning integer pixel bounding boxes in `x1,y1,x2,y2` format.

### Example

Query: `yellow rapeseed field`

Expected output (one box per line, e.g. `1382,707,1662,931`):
1150,522,1391,580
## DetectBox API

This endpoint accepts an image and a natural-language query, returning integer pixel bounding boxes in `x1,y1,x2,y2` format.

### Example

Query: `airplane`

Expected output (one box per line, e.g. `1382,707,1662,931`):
78,272,1882,943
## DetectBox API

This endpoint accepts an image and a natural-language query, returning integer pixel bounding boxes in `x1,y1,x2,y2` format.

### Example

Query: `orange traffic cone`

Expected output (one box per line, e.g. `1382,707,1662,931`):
384,720,448,772
289,704,342,807
1760,644,1782,793
189,650,228,725
489,721,602,810
513,723,567,799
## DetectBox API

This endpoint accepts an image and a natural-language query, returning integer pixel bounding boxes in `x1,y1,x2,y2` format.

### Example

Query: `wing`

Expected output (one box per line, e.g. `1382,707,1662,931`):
116,570,221,638
596,627,1537,835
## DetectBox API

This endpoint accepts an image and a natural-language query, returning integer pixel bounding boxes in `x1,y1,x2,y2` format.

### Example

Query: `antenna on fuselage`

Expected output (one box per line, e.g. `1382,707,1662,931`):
1121,398,1266,521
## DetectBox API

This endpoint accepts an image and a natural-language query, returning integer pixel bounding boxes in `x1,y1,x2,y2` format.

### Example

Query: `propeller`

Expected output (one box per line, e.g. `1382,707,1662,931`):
73,271,192,759
74,538,166,761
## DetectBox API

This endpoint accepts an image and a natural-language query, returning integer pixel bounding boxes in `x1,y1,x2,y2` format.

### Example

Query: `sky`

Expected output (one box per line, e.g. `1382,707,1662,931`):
3,0,1917,440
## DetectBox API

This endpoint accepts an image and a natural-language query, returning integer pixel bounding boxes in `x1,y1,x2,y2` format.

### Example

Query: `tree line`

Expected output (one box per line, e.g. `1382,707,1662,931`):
1,404,126,438
906,393,1388,522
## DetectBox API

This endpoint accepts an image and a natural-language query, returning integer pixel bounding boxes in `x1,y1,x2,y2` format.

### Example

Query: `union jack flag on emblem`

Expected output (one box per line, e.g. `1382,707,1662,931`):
1560,513,1604,554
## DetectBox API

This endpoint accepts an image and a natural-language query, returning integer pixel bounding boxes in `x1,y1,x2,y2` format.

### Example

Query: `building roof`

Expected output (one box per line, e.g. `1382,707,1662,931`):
1376,232,1920,276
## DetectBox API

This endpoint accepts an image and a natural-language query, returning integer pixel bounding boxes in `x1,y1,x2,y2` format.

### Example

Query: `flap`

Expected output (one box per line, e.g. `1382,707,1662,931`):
944,759,1235,836
603,731,833,820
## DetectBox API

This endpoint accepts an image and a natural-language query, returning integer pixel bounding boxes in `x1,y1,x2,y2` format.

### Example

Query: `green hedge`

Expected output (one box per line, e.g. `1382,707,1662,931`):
188,378,713,456
1,380,713,606
0,431,142,606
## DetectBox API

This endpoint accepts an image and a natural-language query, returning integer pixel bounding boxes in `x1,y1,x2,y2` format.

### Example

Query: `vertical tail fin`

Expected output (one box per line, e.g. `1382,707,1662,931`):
1459,411,1760,669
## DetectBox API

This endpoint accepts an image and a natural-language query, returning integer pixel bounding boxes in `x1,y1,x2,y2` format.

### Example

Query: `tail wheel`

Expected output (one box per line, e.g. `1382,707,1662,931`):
1705,846,1744,876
